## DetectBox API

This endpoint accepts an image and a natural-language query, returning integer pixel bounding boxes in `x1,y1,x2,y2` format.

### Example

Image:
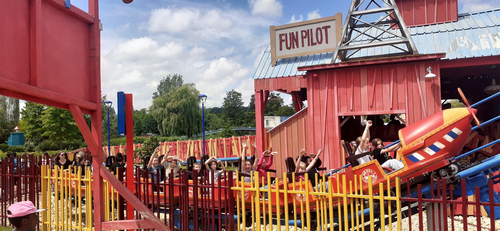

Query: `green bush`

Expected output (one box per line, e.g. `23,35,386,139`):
0,143,9,152
8,145,26,153
37,140,59,151
219,127,235,138
24,143,36,152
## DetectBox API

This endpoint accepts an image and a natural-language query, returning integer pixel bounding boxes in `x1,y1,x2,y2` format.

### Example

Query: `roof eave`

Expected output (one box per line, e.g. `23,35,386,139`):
298,53,447,72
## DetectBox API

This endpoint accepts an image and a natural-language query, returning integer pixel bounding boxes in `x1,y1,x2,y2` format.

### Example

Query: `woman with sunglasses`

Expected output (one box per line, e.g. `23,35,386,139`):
54,152,71,170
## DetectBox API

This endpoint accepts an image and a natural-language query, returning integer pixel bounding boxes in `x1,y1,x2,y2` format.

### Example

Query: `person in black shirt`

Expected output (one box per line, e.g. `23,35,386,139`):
300,149,324,188
54,152,71,170
371,138,404,171
110,154,125,175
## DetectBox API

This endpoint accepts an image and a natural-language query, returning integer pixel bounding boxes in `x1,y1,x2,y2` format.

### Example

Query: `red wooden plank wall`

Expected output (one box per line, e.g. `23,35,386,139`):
395,0,458,27
268,108,309,174
307,61,441,170
254,76,307,92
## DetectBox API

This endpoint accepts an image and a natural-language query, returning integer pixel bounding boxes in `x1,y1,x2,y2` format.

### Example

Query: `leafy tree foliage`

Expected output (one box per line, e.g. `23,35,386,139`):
20,102,46,143
205,111,226,131
41,107,81,145
134,108,159,136
152,74,184,99
150,84,202,137
133,136,160,159
0,97,19,143
248,94,255,112
222,89,244,125
101,94,118,142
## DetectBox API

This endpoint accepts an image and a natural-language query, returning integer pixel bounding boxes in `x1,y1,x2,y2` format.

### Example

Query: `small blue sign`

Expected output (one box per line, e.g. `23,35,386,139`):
117,91,126,136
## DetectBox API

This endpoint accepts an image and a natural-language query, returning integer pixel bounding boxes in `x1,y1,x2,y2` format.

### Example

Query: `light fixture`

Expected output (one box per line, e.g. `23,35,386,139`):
198,94,207,104
104,100,112,108
425,66,436,78
484,79,500,95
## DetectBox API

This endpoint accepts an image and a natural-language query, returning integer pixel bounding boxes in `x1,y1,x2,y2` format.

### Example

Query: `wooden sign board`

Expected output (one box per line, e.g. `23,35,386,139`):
270,13,342,66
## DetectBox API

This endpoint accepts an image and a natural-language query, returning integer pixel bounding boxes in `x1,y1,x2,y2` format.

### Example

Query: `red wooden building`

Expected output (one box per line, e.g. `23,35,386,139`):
254,0,500,175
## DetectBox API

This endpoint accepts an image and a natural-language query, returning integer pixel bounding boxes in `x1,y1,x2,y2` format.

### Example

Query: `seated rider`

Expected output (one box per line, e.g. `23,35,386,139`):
355,120,374,165
371,138,404,171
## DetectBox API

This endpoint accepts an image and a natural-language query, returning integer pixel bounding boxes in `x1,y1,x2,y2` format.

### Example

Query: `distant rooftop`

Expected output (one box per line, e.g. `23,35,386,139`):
253,8,500,80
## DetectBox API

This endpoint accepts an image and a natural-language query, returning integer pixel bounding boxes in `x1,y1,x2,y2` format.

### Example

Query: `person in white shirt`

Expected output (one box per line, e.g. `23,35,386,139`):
354,120,374,165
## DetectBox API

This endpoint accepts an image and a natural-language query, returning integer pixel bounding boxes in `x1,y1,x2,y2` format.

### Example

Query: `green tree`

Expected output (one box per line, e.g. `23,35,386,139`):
41,107,81,146
152,74,184,99
134,108,159,136
150,84,202,137
276,105,295,116
205,112,227,131
101,94,118,142
20,102,46,143
248,94,255,112
241,111,256,127
0,96,19,143
449,99,465,108
222,89,244,125
133,136,160,159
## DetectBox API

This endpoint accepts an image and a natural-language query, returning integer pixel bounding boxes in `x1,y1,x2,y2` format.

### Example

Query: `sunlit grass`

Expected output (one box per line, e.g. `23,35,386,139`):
0,226,12,231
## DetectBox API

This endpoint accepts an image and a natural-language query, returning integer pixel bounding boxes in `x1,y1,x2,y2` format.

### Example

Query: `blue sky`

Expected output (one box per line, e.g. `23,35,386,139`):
67,0,500,110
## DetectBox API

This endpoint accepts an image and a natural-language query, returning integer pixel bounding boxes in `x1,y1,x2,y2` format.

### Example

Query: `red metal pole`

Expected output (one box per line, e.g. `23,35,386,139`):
461,179,467,231
450,184,455,231
125,93,134,221
441,178,448,231
475,187,480,231
418,184,423,231
489,180,495,231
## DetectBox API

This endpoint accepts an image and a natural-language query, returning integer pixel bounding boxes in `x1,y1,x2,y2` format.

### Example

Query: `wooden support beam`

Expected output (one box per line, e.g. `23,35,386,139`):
102,220,155,230
99,168,169,230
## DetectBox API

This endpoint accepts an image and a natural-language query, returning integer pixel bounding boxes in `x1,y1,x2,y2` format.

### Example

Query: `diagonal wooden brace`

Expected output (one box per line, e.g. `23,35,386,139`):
69,104,169,230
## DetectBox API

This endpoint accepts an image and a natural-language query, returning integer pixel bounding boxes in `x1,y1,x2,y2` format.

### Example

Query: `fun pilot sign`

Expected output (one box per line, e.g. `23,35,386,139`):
270,13,342,66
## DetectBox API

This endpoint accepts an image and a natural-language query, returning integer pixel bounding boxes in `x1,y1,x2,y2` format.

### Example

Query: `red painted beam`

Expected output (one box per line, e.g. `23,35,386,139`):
69,105,99,156
298,54,446,72
99,168,169,230
0,77,97,111
125,94,135,221
30,0,42,88
338,110,406,116
440,56,500,69
102,220,156,230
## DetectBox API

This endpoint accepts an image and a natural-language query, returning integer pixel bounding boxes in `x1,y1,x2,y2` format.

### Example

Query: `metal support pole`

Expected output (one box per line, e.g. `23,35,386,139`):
107,107,111,157
202,103,205,156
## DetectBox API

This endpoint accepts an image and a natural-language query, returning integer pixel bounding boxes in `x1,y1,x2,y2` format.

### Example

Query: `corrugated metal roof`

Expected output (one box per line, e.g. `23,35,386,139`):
253,8,500,80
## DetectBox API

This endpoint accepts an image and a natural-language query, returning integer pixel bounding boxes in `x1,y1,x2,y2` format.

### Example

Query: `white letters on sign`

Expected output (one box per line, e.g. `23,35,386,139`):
270,13,342,66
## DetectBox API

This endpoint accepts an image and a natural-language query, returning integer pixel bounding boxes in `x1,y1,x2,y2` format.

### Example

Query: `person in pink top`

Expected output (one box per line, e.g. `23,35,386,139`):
255,150,276,185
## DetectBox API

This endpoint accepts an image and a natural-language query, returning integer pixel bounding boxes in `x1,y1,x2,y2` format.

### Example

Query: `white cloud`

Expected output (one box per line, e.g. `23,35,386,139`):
99,2,277,110
289,14,304,23
460,0,500,12
289,10,321,23
248,0,283,18
307,10,321,20
148,8,200,33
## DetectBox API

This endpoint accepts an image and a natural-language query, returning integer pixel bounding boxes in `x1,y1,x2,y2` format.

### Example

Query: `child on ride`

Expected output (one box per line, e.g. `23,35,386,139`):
240,140,258,183
205,157,226,183
296,149,324,184
161,146,184,180
371,138,404,171
355,120,374,164
255,150,276,185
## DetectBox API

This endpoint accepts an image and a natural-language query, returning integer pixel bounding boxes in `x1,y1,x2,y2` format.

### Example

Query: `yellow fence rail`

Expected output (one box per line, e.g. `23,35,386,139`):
40,165,121,231
232,172,402,231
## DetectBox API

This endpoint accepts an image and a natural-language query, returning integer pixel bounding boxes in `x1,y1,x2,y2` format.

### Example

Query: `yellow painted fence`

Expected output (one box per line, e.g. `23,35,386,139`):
232,172,402,231
40,165,120,231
